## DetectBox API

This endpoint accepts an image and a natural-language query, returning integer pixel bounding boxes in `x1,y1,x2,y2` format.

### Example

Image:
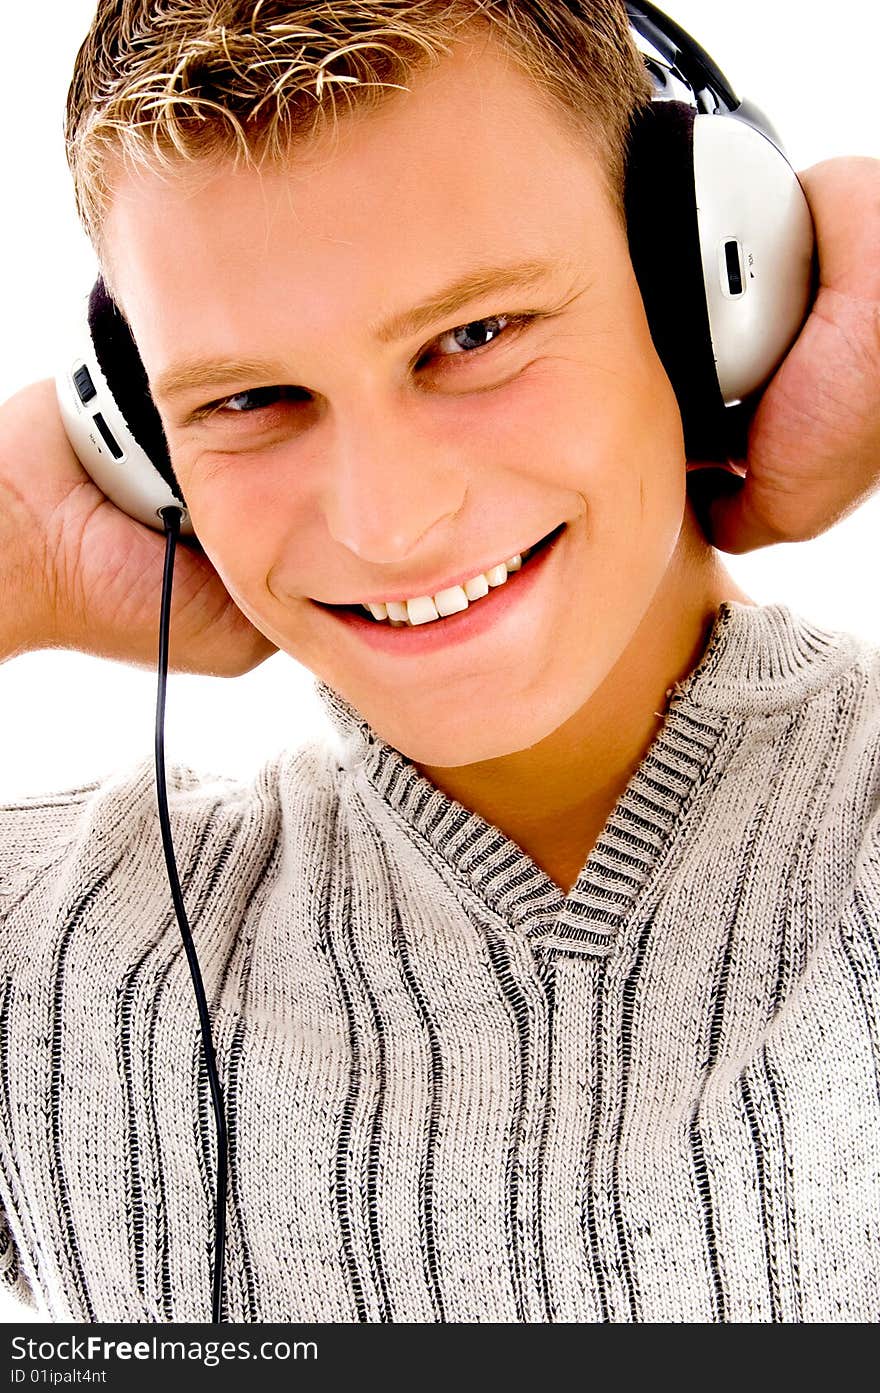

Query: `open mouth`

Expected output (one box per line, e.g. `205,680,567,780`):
323,523,566,624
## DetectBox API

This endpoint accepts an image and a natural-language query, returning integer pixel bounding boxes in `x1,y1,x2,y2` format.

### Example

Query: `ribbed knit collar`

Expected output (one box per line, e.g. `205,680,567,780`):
313,602,857,954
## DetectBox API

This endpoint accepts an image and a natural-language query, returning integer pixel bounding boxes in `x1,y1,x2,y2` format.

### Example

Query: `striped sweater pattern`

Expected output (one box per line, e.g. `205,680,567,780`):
0,600,878,1322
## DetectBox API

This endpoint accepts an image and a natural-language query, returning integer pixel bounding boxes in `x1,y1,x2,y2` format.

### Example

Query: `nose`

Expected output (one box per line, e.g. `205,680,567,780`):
321,396,467,564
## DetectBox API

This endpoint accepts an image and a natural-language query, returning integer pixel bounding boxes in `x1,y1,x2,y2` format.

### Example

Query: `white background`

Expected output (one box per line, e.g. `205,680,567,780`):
0,0,877,1324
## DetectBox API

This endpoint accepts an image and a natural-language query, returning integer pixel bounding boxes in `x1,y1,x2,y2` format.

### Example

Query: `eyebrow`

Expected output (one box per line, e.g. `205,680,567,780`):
152,257,563,405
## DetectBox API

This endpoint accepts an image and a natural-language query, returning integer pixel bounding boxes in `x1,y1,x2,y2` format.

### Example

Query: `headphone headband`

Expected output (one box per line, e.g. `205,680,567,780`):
624,2,786,152
625,1,740,113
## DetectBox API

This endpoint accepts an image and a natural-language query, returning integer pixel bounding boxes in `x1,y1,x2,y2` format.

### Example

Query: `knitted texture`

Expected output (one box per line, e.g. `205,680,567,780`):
0,600,877,1322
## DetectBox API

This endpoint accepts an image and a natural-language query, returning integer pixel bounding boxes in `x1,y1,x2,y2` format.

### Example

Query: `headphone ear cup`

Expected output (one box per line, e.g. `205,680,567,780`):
87,278,185,502
625,100,734,462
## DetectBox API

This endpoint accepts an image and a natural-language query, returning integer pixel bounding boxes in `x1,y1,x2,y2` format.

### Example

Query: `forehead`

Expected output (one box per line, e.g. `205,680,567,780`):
102,32,611,361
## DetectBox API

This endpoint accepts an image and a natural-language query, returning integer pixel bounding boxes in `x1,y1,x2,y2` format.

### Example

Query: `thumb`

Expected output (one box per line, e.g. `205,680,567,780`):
702,474,791,554
687,466,783,554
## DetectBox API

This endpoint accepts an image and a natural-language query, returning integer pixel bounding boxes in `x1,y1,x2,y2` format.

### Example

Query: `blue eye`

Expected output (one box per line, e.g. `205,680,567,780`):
435,315,512,356
223,385,309,413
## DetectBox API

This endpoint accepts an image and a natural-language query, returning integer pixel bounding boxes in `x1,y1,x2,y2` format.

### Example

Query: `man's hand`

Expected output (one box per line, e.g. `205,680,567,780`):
688,156,880,555
0,379,279,673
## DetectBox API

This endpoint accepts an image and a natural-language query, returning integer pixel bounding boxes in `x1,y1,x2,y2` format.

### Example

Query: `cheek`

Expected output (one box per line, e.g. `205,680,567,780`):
507,335,688,596
496,344,685,510
176,449,299,604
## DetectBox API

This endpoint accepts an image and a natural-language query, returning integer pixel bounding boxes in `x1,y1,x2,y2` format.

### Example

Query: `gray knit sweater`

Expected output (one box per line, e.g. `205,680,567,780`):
0,599,878,1323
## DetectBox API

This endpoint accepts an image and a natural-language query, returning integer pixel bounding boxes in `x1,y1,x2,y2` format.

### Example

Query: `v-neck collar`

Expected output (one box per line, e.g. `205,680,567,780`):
313,601,855,955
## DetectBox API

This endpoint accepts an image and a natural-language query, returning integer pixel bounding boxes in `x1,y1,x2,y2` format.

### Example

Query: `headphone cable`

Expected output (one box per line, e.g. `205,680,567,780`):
156,505,228,1324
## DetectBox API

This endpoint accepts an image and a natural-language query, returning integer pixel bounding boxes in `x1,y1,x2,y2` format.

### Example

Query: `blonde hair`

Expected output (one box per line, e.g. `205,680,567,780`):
65,1,654,274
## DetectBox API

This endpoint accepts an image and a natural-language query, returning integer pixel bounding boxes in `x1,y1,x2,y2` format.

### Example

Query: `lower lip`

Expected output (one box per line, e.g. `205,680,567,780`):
313,525,567,656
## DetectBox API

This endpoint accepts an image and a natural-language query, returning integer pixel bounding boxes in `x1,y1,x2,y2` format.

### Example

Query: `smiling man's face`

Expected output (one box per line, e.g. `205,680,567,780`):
104,28,729,767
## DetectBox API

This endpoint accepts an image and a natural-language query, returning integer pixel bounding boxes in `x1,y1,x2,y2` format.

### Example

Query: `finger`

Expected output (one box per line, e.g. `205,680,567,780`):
686,468,781,554
698,473,789,554
798,157,880,299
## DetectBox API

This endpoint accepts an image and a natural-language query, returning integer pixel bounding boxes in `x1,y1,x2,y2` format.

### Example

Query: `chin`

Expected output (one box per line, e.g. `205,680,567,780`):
369,697,574,770
395,731,517,769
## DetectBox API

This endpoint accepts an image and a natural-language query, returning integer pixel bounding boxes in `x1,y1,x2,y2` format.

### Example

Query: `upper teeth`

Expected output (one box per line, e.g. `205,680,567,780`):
360,548,533,625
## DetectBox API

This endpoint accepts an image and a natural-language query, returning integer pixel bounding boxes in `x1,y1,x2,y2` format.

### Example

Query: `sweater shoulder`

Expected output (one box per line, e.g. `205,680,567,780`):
825,625,880,819
841,630,880,860
756,621,880,850
0,735,346,953
740,620,880,883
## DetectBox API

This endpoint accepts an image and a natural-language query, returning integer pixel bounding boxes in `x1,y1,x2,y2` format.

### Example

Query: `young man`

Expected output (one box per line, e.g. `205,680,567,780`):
0,1,878,1323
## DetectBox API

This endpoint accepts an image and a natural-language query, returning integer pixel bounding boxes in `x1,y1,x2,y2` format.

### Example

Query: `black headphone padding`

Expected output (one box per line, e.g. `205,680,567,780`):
87,280,185,503
625,100,750,462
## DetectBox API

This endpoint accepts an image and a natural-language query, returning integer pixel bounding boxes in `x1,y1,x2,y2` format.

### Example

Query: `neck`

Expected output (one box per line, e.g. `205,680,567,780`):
414,512,754,894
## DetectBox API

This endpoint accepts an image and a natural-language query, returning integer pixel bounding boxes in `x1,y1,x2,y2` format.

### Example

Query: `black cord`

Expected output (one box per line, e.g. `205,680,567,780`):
156,506,228,1324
